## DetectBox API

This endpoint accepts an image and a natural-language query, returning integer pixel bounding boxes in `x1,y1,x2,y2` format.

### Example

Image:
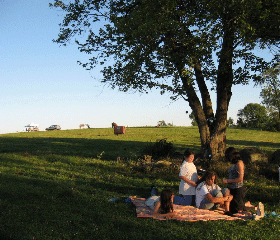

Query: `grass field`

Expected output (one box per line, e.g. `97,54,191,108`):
0,127,279,239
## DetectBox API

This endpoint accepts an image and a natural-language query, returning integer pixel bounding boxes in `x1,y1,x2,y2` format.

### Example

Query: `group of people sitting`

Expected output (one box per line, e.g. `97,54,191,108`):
146,147,264,219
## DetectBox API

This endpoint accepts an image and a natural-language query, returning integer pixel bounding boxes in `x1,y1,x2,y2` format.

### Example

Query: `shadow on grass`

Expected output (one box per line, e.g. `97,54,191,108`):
0,137,200,161
0,173,136,239
0,137,148,160
1,170,280,240
0,170,180,239
227,139,279,153
2,136,277,161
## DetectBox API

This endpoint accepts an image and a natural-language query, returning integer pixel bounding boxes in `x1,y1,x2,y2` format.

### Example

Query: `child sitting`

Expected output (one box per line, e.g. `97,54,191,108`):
196,170,234,216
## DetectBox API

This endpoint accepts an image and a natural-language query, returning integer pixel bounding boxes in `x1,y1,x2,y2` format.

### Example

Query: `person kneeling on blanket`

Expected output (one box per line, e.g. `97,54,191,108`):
196,170,234,216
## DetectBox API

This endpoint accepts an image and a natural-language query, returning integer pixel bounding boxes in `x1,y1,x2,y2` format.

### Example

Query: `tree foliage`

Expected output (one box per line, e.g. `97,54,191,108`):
50,0,280,161
158,120,167,127
227,117,234,127
237,103,268,129
189,111,198,126
260,66,280,118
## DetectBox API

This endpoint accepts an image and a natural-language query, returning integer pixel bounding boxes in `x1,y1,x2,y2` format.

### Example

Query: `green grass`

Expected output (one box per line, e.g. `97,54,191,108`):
0,127,279,239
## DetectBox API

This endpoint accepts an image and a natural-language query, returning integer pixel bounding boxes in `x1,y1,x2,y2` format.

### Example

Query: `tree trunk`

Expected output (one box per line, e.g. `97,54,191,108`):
190,8,234,163
174,7,235,163
195,115,227,163
205,6,235,162
179,62,228,163
205,121,227,161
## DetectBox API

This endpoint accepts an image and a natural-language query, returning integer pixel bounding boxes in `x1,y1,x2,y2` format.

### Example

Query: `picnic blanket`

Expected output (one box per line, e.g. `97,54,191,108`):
131,197,252,221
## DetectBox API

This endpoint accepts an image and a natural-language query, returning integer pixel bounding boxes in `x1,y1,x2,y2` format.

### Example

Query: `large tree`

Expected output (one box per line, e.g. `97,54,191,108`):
50,0,280,161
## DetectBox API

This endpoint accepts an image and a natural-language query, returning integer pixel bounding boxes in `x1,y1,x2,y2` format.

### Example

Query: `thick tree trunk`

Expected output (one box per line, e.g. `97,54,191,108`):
179,62,228,163
201,6,235,162
195,116,227,162
202,122,227,161
174,7,235,163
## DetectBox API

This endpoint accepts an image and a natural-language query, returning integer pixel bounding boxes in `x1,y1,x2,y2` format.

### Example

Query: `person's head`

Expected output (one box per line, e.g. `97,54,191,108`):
160,188,174,214
225,147,241,164
203,170,217,186
183,149,195,163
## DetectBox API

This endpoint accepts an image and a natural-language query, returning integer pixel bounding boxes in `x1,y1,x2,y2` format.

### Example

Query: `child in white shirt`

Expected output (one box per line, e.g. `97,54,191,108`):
196,170,233,216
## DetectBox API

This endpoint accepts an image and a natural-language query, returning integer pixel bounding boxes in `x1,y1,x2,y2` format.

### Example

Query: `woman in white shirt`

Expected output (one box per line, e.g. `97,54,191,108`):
178,149,199,206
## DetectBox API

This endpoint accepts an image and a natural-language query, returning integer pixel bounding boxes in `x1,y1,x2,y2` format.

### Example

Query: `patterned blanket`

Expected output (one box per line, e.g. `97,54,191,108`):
131,197,252,221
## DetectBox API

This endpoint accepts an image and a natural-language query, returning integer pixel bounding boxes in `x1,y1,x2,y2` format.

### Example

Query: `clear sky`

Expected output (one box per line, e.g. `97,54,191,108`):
0,0,265,134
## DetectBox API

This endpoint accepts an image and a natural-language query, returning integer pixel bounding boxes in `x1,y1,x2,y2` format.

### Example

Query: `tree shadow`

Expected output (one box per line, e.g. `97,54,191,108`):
0,137,148,160
227,139,279,153
0,166,176,239
0,136,203,162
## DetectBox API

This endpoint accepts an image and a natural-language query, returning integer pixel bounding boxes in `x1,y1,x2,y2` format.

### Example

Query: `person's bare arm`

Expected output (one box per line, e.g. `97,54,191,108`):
205,193,231,204
179,176,197,186
153,201,178,219
223,160,244,184
153,201,161,215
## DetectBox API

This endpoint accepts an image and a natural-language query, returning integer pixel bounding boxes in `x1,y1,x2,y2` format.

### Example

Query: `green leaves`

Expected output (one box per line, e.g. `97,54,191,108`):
260,66,280,118
51,0,280,158
51,0,279,92
237,103,269,129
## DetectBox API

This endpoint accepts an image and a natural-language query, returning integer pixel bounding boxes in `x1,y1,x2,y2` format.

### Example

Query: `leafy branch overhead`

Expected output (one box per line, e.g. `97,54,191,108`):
50,0,280,161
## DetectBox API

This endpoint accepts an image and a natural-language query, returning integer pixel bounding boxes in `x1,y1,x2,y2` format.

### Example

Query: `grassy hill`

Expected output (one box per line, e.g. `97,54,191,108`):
0,127,279,239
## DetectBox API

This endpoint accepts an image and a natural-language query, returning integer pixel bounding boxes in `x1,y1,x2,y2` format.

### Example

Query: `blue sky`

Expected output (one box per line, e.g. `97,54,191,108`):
0,0,265,134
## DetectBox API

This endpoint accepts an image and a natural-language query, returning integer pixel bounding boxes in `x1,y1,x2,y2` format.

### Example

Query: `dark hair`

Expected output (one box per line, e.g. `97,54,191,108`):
197,170,217,186
225,147,241,164
183,149,195,161
160,189,174,214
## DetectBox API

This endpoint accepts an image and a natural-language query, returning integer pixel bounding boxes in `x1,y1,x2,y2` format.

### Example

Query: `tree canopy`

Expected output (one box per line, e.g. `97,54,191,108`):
260,66,280,118
51,0,280,161
237,103,268,129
